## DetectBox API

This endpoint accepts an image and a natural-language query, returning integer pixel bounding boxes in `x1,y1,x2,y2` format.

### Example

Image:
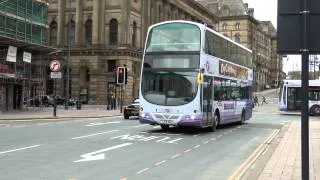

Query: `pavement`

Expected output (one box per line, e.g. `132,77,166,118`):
0,105,122,120
257,120,320,180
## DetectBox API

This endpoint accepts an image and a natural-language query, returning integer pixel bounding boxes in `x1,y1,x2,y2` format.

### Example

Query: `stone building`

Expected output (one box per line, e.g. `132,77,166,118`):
197,0,284,91
0,0,52,112
47,0,218,105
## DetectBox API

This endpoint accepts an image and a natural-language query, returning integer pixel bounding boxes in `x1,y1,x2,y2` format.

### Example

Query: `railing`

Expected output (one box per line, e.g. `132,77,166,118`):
0,15,48,46
0,0,48,25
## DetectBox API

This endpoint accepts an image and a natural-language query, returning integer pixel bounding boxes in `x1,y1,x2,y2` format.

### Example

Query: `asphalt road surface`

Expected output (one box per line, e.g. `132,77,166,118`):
0,91,305,180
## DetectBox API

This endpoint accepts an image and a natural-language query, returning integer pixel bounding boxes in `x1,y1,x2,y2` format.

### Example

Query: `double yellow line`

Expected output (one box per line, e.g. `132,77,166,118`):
228,129,280,180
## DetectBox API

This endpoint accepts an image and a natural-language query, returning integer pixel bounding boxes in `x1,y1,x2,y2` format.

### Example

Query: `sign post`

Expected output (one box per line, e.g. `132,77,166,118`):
278,0,320,178
50,60,61,117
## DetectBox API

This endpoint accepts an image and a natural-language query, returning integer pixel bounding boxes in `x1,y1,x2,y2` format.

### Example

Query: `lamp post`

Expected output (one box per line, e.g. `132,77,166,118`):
65,0,71,110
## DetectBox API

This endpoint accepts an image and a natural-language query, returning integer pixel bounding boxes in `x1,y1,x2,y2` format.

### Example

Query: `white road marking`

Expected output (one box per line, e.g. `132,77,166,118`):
203,141,209,144
211,137,216,141
184,149,192,153
194,145,200,149
85,121,121,127
171,154,181,159
155,160,167,166
193,134,200,137
132,124,148,128
0,145,40,155
217,135,223,138
136,168,150,175
74,143,132,162
71,130,119,140
153,126,159,129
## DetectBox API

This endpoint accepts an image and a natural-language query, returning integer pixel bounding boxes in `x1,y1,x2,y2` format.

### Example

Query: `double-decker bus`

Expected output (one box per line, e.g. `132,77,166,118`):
139,21,253,131
279,79,320,116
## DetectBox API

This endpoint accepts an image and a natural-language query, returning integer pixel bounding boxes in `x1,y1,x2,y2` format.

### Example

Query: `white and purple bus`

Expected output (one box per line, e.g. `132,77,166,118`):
139,21,253,131
279,79,320,116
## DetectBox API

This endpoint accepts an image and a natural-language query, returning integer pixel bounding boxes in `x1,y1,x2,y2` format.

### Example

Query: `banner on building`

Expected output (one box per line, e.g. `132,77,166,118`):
6,46,17,63
23,52,32,63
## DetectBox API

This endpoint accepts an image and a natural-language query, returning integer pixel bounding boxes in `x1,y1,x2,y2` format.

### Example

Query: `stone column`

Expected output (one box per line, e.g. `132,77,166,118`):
99,0,106,45
57,0,65,46
75,0,83,46
92,0,100,45
121,0,131,45
141,0,148,46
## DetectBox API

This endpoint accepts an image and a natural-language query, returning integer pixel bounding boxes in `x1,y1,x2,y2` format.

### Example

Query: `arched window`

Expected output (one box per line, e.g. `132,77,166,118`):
109,19,118,45
222,23,227,31
235,33,241,43
132,21,137,47
67,20,75,46
235,22,240,30
49,21,57,46
84,19,92,45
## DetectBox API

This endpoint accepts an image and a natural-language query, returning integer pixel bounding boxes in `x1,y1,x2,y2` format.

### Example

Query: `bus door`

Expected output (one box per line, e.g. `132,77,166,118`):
287,87,302,110
202,76,213,126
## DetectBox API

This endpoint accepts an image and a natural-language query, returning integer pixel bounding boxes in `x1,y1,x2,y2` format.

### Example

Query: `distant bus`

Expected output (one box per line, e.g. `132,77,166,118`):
139,20,254,131
279,79,320,116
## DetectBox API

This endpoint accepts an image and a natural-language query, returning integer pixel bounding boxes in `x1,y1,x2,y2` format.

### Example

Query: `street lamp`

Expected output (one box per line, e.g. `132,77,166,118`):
65,0,71,110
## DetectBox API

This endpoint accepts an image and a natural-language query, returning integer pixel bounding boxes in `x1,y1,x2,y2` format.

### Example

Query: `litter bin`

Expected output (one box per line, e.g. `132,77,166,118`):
76,100,82,110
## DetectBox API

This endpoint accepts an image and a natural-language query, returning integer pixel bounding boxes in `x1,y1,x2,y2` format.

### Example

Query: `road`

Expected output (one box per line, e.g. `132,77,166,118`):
0,91,310,180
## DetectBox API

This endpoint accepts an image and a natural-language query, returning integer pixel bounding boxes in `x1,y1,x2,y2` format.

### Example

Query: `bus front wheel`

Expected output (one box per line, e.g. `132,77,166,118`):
209,114,219,132
310,105,320,116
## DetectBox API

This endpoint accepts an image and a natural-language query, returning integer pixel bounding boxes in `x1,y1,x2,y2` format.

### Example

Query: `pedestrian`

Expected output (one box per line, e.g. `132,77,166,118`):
254,95,259,106
261,96,268,105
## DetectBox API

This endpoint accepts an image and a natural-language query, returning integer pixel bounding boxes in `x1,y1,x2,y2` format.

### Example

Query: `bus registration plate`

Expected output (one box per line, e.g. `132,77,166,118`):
160,120,173,124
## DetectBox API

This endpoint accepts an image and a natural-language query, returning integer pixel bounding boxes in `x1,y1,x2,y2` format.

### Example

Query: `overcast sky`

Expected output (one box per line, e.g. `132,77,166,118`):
242,0,304,75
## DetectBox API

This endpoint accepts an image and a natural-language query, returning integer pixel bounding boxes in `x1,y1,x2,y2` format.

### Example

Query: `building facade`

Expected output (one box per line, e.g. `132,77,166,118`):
0,0,52,112
197,0,285,91
47,0,218,105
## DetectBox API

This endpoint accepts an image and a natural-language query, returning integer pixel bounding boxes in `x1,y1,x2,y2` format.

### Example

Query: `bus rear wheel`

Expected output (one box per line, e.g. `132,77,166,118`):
310,105,320,116
161,125,170,130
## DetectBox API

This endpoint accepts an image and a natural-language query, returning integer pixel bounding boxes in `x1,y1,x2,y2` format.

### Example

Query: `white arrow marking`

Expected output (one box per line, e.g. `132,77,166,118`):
74,143,132,162
85,121,121,127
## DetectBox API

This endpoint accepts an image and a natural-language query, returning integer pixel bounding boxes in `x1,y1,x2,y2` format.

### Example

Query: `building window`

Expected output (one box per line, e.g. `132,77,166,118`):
49,21,57,46
235,23,240,30
132,21,137,47
222,23,227,31
84,19,92,45
109,19,118,45
235,33,240,43
67,20,75,46
106,60,116,72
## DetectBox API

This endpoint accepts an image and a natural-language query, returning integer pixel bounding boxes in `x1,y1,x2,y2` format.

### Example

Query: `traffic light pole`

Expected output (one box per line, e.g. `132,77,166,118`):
120,85,123,113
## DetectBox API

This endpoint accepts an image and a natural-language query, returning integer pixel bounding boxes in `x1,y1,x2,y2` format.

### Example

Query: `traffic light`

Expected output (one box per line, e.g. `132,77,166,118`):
125,67,128,85
117,67,126,85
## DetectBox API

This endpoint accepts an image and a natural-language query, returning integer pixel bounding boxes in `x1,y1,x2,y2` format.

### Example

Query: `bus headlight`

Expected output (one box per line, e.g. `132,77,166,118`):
190,115,196,120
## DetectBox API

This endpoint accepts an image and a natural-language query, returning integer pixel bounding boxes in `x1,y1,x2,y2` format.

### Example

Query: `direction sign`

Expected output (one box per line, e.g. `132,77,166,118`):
50,72,62,79
50,60,60,72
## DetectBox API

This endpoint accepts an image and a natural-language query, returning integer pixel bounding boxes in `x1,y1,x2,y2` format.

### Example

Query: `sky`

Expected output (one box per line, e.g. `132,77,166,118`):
242,0,303,75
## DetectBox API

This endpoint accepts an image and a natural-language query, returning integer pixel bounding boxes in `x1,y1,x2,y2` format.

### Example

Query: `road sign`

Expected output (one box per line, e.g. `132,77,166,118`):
50,72,62,79
50,60,60,72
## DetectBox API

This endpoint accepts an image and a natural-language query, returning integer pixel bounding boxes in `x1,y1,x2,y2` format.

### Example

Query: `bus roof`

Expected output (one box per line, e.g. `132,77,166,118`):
147,20,252,53
283,79,320,86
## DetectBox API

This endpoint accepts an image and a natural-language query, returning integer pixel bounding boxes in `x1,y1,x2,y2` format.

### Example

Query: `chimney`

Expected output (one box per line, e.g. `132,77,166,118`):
248,8,254,17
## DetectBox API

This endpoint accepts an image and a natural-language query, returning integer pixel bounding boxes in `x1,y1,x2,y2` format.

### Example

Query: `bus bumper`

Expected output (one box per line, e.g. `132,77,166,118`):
139,113,203,127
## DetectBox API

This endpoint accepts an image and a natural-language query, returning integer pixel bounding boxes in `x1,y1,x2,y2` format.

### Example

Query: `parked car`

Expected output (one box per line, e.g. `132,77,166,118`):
123,98,139,119
49,95,76,106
